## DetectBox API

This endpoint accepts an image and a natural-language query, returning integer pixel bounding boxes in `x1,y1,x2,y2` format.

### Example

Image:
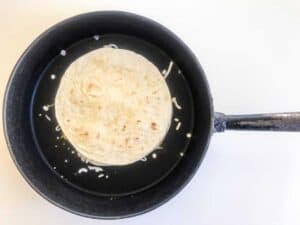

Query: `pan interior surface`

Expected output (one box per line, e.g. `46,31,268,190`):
4,12,213,218
31,34,194,196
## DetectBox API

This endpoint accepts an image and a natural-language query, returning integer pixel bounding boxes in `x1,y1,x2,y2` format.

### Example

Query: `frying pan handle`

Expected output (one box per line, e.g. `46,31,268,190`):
214,112,300,132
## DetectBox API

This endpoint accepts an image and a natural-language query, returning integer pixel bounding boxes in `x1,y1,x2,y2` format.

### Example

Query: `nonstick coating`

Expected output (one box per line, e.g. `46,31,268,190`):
32,34,194,196
4,11,213,218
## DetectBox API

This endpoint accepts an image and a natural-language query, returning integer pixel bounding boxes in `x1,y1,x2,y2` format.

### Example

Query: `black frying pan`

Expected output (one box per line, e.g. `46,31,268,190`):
4,11,300,219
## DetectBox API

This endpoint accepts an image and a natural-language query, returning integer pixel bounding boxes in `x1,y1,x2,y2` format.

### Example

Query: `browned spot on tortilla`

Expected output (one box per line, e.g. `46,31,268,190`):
87,83,96,91
135,137,139,140
151,122,157,130
122,125,126,131
66,119,70,122
125,138,129,145
136,120,141,123
79,131,89,137
96,133,100,139
70,89,74,95
131,91,136,95
98,105,102,110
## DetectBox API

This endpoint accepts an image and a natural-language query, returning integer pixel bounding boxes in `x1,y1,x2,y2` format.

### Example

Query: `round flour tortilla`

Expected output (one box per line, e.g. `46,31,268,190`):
55,48,172,165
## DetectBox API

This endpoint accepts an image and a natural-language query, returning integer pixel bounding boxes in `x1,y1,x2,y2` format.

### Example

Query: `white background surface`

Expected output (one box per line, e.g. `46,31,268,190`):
1,0,300,224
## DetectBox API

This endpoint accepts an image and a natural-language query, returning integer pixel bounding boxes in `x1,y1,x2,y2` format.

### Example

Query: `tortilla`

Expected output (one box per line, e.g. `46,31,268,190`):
55,48,172,165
